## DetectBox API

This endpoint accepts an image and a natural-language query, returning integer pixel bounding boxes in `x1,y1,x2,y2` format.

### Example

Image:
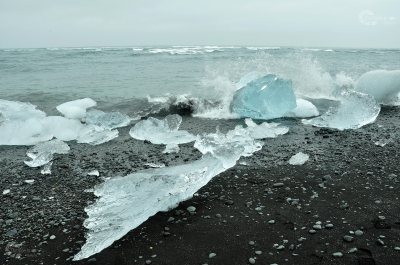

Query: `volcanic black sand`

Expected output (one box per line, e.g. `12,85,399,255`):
1,107,400,265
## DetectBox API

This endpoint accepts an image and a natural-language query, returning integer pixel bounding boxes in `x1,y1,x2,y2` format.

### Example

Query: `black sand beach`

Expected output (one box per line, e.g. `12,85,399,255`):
1,107,400,265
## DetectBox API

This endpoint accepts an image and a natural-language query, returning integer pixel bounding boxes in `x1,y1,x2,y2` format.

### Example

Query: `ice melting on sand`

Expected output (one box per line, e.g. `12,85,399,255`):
24,139,70,167
129,114,196,153
74,120,288,260
0,99,130,146
231,74,297,120
288,152,309,165
56,98,97,119
356,70,400,105
303,91,380,130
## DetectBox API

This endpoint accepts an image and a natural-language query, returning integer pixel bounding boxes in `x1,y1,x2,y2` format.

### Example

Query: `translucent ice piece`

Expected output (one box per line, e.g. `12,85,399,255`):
56,98,97,119
231,74,297,120
86,109,131,129
356,70,400,105
288,152,309,165
285,99,319,118
129,114,196,148
24,139,70,167
73,155,226,260
77,125,119,145
302,91,380,130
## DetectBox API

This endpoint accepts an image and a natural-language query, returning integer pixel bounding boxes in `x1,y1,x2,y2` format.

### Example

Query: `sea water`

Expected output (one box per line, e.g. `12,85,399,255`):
0,46,399,116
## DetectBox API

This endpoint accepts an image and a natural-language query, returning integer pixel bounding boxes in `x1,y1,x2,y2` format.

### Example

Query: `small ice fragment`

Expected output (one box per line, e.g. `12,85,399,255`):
289,152,309,165
56,98,97,119
77,125,118,145
129,114,196,151
87,170,100,177
303,91,380,130
374,138,392,147
285,99,319,118
86,109,131,129
24,179,35,184
144,163,166,168
41,162,52,175
3,189,10,195
231,74,297,120
24,139,70,167
355,70,400,105
163,144,180,153
243,119,289,139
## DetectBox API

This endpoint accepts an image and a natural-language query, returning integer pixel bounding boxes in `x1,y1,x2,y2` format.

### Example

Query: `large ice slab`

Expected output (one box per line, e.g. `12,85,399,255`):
24,139,70,167
74,120,287,260
86,109,131,129
129,114,196,152
73,155,225,260
56,98,97,119
0,99,46,121
303,91,380,130
231,74,297,120
355,70,400,105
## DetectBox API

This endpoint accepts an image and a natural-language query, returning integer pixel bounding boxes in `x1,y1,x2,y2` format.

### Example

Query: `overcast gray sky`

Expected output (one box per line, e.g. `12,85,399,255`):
0,0,399,48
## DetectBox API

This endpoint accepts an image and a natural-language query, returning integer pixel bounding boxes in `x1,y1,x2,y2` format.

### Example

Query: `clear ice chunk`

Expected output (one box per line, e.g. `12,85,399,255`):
77,125,119,145
73,155,227,260
129,114,196,149
231,74,297,120
41,162,53,175
285,99,319,118
86,109,131,129
0,99,46,121
243,119,289,139
356,70,400,105
56,98,97,119
302,91,380,130
74,119,285,260
288,152,309,165
24,139,70,167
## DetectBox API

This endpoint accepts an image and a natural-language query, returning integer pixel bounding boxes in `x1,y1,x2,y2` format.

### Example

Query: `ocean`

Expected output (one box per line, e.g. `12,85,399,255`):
1,46,399,117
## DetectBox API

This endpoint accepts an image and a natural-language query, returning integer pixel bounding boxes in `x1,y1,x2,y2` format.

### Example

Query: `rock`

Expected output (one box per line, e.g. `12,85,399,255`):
145,260,152,264
209,253,216,258
268,220,275,224
249,241,255,246
249,257,256,264
325,223,334,229
255,250,262,255
49,235,56,240
272,183,284,188
343,235,354,242
309,229,317,234
332,252,343,257
354,230,364,236
187,206,196,213
376,239,385,246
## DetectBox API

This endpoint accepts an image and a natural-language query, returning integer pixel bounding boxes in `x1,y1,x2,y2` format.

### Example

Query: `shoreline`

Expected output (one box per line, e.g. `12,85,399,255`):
1,106,400,265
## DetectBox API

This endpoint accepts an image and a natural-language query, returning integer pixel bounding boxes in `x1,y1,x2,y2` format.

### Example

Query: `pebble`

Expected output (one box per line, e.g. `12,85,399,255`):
24,179,35,184
255,250,262,255
308,229,317,234
2,189,10,195
332,252,343,257
376,239,385,246
348,248,357,253
394,247,400,251
313,224,322,230
249,257,256,264
268,220,275,224
145,260,152,264
249,241,255,245
325,223,334,229
209,253,216,258
354,230,363,236
187,206,196,213
273,183,284,188
343,235,354,242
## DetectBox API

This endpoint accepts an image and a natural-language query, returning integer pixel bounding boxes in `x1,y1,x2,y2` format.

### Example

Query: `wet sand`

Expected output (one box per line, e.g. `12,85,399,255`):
1,107,400,265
